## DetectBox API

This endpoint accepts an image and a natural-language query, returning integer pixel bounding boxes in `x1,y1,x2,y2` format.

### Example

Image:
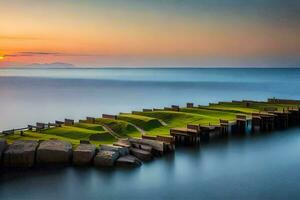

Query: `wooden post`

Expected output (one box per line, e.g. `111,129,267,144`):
171,105,180,111
251,113,262,133
64,119,75,126
220,119,229,136
236,115,246,134
187,103,194,108
102,114,117,120
86,117,96,124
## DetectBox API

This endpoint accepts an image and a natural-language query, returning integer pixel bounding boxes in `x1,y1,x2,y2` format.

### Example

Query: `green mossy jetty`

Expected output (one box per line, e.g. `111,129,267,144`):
1,98,300,168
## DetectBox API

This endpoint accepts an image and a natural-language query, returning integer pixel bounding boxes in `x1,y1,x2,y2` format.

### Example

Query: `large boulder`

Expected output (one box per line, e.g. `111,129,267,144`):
113,142,131,148
73,144,96,165
37,140,72,165
129,138,165,154
132,143,152,152
130,147,153,161
117,138,131,146
0,139,8,161
99,144,129,156
116,155,142,167
3,140,38,167
94,150,119,167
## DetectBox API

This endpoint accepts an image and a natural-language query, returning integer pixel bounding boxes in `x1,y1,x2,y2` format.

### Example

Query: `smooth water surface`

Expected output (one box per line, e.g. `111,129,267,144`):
1,128,300,200
0,68,300,130
1,68,300,200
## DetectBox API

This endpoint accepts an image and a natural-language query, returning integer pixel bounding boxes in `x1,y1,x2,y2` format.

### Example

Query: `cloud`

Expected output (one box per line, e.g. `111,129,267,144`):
4,52,60,57
0,61,76,68
4,54,20,57
4,52,109,58
18,52,61,55
25,62,76,68
0,36,44,41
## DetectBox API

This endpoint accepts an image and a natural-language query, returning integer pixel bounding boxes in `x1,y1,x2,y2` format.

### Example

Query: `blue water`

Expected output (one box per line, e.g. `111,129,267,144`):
0,68,300,130
1,68,300,200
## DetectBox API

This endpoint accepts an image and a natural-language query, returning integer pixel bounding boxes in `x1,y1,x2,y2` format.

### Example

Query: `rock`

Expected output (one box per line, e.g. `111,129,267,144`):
132,143,140,148
129,138,165,153
89,134,103,141
0,139,8,161
140,144,152,152
130,147,153,161
117,139,131,146
99,144,129,156
94,150,119,167
80,140,91,144
116,155,142,167
73,144,96,165
37,140,72,165
128,142,154,154
3,140,38,167
113,142,131,148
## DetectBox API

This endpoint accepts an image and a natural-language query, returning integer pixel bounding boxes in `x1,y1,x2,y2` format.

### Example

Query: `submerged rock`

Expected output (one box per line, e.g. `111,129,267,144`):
0,139,8,161
116,155,142,167
94,150,119,167
3,140,38,167
99,144,129,156
73,144,96,166
37,140,72,165
130,147,153,161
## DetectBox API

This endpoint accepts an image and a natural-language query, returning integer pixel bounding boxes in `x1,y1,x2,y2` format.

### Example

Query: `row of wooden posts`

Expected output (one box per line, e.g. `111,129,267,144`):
170,103,300,145
1,112,122,135
0,119,75,135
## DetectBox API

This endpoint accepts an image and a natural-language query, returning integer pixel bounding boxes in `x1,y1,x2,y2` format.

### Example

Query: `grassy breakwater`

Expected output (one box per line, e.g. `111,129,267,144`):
1,98,300,146
0,98,300,168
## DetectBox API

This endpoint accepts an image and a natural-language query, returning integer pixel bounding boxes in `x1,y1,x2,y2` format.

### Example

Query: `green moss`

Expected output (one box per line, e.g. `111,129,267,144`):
0,131,111,147
180,107,238,120
118,114,162,131
134,111,220,136
198,105,258,114
95,118,141,138
42,126,100,140
135,110,219,124
89,133,116,144
1,131,80,146
73,122,105,131
216,101,298,112
0,124,116,146
3,100,299,145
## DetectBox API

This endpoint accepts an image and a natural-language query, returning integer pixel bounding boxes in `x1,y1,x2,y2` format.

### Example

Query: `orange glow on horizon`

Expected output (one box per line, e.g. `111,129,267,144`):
0,1,299,67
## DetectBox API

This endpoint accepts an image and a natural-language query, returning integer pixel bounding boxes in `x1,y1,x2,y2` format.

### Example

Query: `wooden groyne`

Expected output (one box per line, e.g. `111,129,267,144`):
1,98,300,169
169,101,300,145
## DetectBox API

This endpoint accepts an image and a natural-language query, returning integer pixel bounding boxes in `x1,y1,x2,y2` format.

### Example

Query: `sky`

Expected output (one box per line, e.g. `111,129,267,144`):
0,0,300,67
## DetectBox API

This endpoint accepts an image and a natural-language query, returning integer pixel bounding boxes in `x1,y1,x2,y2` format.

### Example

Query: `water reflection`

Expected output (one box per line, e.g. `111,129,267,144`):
1,128,300,199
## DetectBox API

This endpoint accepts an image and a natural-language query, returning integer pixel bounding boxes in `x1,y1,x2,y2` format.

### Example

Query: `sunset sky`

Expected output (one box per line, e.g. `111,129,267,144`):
0,0,299,67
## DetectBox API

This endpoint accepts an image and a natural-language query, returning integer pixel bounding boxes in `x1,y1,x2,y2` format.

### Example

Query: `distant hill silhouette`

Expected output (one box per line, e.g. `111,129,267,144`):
25,62,76,68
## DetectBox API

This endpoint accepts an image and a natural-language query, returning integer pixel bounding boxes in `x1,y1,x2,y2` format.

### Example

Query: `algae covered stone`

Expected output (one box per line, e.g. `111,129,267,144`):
94,150,119,167
99,144,129,156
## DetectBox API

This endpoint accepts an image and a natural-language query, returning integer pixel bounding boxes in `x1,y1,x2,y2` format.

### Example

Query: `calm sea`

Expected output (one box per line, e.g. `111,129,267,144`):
1,68,300,200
